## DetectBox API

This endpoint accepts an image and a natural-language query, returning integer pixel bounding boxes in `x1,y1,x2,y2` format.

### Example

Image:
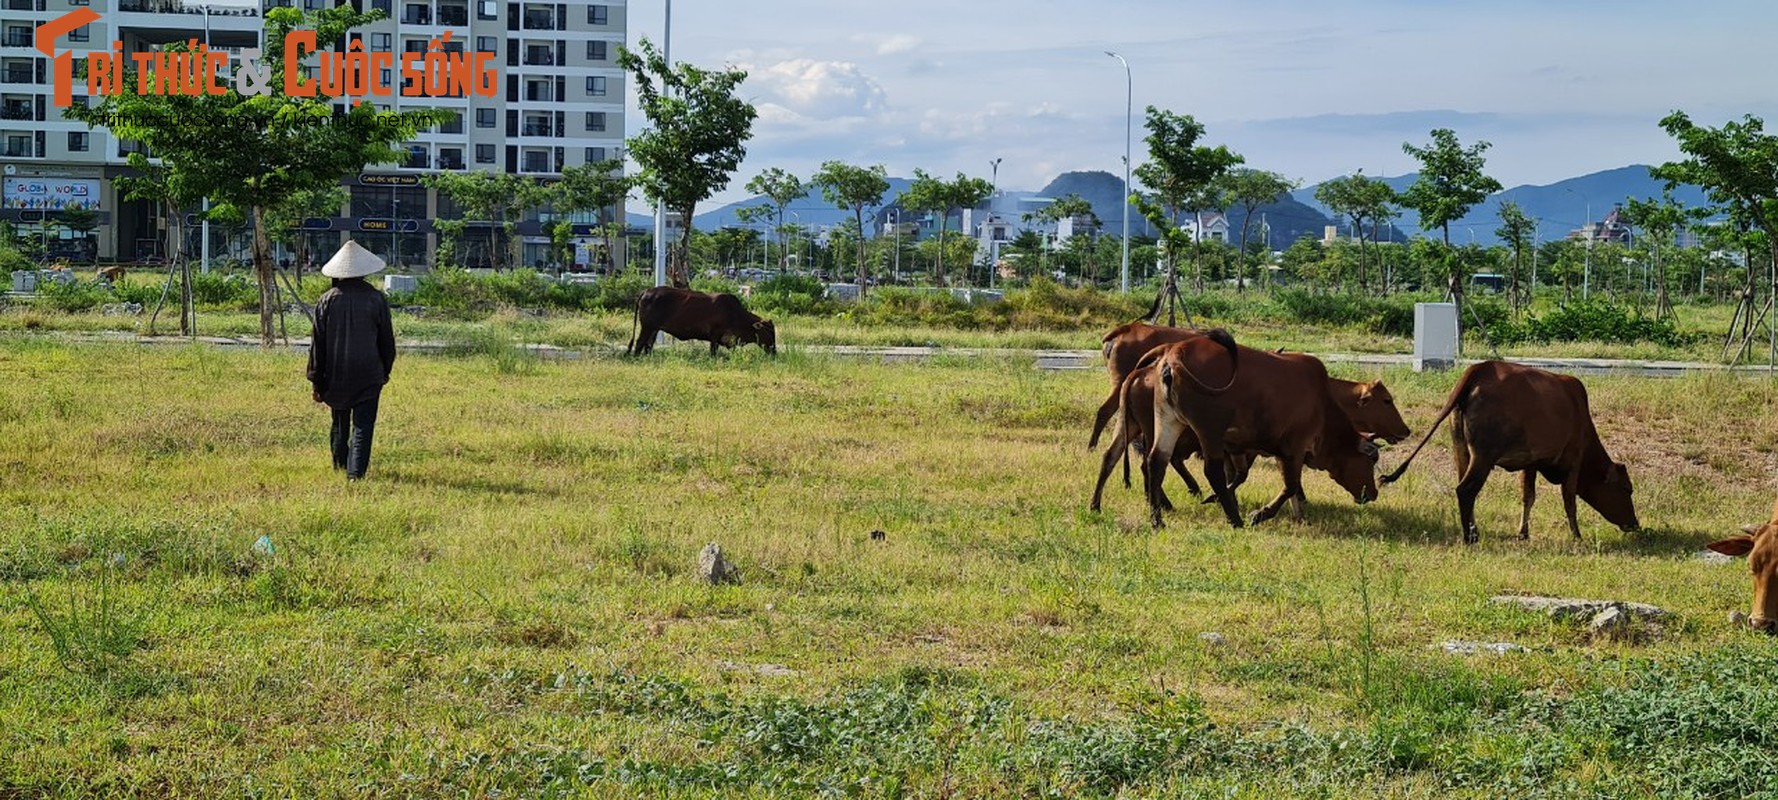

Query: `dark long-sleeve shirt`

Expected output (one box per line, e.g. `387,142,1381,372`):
307,278,396,409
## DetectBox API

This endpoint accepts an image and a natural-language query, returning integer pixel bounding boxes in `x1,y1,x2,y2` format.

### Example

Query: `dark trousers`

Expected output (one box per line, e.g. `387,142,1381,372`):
329,394,380,479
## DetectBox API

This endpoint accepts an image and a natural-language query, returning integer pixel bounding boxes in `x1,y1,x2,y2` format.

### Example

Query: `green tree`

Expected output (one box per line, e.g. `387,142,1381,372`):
1314,171,1397,293
261,184,345,285
1493,199,1535,314
1400,128,1503,345
1622,193,1688,319
620,36,757,287
744,168,806,272
66,5,449,346
898,169,992,286
1222,168,1295,292
551,160,631,274
1132,107,1243,304
810,161,890,294
424,171,553,270
1654,112,1778,359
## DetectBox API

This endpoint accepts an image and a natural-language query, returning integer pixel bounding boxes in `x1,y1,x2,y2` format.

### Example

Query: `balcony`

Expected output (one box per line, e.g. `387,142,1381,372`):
521,157,550,173
2,0,40,12
403,149,428,168
523,51,555,67
1,69,34,85
438,5,468,25
437,154,464,170
523,85,555,102
2,34,31,48
1,103,35,121
1,139,36,158
401,5,431,24
521,122,553,137
522,11,555,29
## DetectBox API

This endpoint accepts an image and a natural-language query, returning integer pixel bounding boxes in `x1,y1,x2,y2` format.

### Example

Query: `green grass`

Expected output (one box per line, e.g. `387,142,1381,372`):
2,336,1777,797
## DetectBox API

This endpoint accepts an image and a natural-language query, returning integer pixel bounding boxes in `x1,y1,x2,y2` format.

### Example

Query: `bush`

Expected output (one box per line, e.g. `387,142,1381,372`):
1495,301,1699,347
187,273,258,310
34,277,110,312
749,273,836,317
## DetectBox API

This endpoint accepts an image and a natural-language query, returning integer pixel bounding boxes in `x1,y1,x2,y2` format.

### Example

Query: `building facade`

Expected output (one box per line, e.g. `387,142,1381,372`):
0,0,626,270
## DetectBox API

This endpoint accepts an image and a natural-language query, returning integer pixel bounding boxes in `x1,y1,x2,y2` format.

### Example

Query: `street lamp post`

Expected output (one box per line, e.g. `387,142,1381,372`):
652,0,672,289
1563,187,1591,300
890,209,901,284
201,5,211,274
1105,50,1131,295
988,158,1001,288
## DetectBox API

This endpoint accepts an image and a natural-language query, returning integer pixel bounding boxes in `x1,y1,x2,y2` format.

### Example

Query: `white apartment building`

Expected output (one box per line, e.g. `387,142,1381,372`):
0,0,626,269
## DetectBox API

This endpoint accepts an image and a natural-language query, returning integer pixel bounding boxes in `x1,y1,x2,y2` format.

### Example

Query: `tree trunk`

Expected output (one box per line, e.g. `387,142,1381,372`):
935,217,947,286
252,205,275,346
854,209,869,299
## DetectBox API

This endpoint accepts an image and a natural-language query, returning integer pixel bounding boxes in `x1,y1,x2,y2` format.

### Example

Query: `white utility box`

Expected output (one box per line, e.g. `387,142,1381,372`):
383,274,419,294
1414,302,1459,372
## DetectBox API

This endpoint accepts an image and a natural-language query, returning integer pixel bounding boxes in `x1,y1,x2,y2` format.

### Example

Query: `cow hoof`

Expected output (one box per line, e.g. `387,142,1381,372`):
1248,510,1274,526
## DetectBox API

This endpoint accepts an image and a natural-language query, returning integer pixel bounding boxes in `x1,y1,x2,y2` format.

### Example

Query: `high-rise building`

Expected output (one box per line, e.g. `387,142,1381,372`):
0,0,626,270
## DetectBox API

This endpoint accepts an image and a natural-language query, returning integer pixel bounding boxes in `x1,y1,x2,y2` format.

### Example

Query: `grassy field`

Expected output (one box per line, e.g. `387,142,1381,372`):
3,334,1777,798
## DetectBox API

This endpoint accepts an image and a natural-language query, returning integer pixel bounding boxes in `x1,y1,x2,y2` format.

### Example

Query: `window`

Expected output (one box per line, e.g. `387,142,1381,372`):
380,68,392,88
476,35,498,53
586,40,606,61
587,4,607,24
370,0,390,14
67,24,87,42
71,0,90,5
67,131,87,152
477,0,496,19
371,33,392,49
584,111,605,132
585,75,606,96
584,146,605,163
475,143,495,163
475,107,495,127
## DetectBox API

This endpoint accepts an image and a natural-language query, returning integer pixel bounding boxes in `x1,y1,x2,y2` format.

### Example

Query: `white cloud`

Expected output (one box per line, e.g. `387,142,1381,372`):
741,58,889,121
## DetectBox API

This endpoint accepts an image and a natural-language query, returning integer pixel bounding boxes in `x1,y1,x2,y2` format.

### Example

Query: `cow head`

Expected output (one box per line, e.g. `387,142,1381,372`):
1352,381,1411,444
1708,519,1778,636
1580,460,1639,532
752,318,777,354
1324,433,1381,505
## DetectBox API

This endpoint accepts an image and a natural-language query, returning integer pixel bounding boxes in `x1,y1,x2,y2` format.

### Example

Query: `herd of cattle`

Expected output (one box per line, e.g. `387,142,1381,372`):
625,286,1773,634
1086,321,1772,634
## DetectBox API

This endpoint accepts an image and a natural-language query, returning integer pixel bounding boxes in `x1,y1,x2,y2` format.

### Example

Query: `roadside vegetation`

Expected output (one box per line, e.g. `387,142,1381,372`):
2,338,1775,796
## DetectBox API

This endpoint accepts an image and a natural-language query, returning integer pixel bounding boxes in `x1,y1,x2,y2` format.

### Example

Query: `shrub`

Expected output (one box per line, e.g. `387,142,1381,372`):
1495,301,1699,347
33,277,110,312
187,272,258,310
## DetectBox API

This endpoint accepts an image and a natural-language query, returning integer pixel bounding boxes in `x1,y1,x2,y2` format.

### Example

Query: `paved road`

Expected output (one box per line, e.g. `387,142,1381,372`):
35,332,1778,378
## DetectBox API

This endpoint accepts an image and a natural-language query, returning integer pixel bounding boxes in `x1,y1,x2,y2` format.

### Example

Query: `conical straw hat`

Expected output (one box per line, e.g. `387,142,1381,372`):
320,239,387,279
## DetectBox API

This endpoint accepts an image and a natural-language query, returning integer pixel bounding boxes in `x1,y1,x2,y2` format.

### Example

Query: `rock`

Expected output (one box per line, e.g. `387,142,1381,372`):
698,542,740,585
1697,549,1737,566
1489,594,1666,621
1440,640,1527,656
1590,606,1630,633
717,660,798,677
1198,632,1226,648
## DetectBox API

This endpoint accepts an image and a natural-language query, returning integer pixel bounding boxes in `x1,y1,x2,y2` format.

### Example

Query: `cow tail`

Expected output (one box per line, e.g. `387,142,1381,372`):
1380,365,1477,484
1140,291,1163,325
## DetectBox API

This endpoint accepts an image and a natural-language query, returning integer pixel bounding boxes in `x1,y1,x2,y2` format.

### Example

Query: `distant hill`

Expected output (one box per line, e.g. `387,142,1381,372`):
1294,166,1711,245
1027,170,1333,249
690,178,918,231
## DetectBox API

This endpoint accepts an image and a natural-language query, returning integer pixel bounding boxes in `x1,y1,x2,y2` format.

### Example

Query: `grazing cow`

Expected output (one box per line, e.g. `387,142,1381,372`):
1089,322,1203,449
628,286,777,357
96,265,126,285
1145,331,1380,528
1381,361,1638,544
1091,366,1408,513
1709,501,1778,635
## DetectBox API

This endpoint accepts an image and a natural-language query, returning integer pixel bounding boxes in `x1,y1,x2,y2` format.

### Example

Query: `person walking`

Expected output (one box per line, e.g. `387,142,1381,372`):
307,240,396,481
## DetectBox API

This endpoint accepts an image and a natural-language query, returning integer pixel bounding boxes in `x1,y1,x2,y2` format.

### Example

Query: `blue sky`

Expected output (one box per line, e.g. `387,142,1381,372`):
626,0,1778,210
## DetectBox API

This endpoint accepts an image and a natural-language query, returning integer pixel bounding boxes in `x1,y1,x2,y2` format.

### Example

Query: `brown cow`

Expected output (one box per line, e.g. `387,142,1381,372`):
1145,332,1380,528
1381,361,1638,544
1089,322,1203,449
628,286,777,356
1709,500,1778,635
96,265,126,284
1092,368,1407,513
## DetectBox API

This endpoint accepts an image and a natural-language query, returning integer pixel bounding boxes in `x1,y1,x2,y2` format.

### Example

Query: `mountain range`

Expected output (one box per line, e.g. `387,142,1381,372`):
634,165,1708,248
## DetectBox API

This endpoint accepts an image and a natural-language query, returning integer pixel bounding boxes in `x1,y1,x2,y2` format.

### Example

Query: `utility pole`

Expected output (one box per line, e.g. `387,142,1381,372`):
651,0,671,289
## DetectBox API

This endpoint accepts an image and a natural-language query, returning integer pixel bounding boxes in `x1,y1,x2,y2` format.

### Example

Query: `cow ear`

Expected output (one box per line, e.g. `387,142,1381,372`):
754,320,766,329
1356,384,1373,406
1709,536,1757,557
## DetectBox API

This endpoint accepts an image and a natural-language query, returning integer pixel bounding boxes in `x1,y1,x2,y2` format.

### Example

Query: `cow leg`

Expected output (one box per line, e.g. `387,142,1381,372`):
1144,425,1184,528
1454,451,1495,545
1561,473,1583,540
1147,457,1175,511
1251,454,1306,525
1202,456,1245,528
1089,389,1120,449
1090,428,1131,512
632,325,656,355
710,340,721,357
1517,470,1537,540
1169,453,1203,497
